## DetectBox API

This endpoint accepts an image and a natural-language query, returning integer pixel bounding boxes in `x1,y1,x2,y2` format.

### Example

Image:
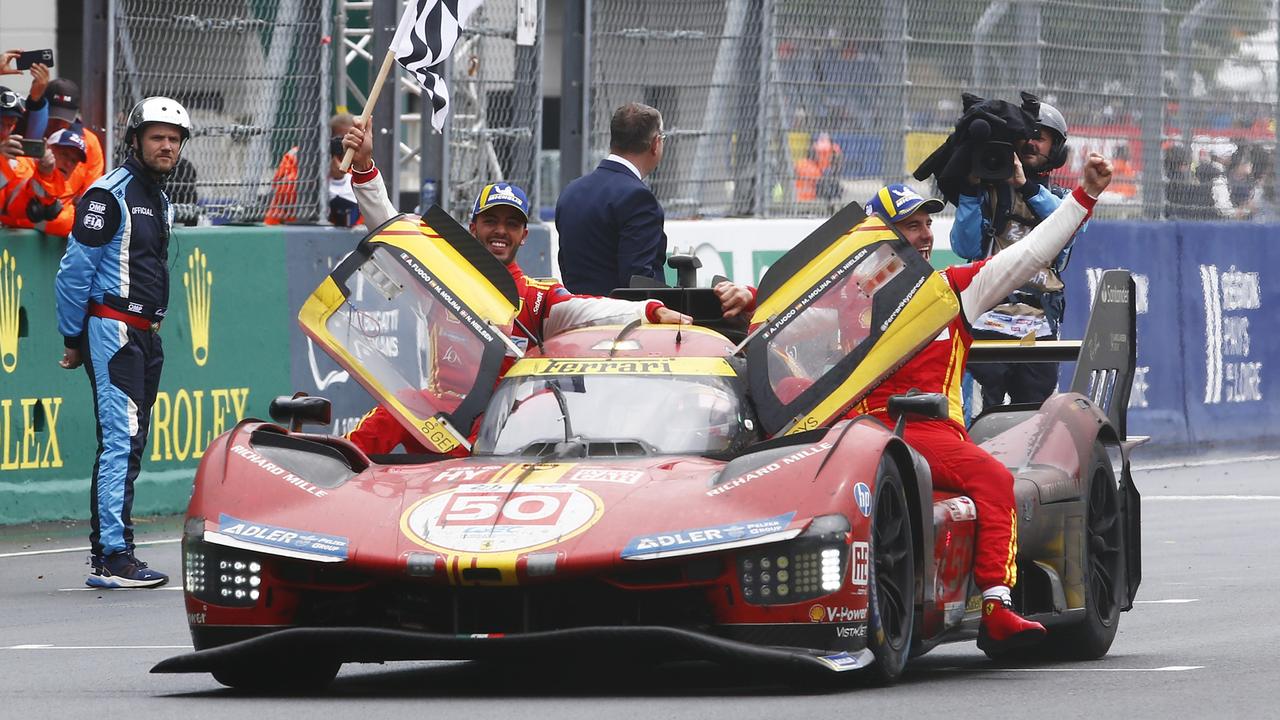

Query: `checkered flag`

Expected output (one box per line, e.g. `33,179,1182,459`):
392,0,483,132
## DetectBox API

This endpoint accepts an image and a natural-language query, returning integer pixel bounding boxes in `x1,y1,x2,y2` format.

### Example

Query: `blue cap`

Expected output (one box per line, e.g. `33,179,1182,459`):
864,184,945,222
48,127,86,161
471,182,530,222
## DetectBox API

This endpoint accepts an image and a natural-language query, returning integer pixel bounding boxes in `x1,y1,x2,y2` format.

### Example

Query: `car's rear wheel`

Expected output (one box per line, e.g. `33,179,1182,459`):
860,456,915,685
1044,442,1125,659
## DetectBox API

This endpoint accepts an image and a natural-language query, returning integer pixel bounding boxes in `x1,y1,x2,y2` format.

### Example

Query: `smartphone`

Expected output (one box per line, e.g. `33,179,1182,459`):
16,49,54,71
19,138,45,158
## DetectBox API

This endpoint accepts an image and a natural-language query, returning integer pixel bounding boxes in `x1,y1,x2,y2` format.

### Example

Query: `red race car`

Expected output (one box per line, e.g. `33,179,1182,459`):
154,205,1142,690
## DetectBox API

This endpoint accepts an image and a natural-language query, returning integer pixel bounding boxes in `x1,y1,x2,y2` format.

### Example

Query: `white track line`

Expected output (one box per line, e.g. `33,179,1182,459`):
0,538,180,559
4,644,192,650
1134,598,1199,604
1144,496,1280,501
944,665,1203,673
1133,454,1280,472
57,586,183,592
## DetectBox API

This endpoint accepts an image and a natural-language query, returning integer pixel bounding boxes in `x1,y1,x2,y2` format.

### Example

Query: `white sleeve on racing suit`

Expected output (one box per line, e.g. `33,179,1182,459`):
958,190,1092,324
351,168,400,228
541,296,659,339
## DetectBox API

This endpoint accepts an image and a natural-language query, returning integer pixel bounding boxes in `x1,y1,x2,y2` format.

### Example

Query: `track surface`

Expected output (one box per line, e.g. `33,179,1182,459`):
2,452,1277,718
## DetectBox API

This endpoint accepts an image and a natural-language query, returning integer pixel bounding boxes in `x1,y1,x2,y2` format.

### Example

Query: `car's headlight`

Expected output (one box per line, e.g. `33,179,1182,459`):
184,539,263,607
737,514,849,605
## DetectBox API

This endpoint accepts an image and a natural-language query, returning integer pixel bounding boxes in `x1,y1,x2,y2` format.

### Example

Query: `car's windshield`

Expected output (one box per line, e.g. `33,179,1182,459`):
474,373,748,456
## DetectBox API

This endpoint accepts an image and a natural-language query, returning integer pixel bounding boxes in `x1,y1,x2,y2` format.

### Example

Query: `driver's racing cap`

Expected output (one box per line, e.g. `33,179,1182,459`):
865,184,945,222
472,182,530,222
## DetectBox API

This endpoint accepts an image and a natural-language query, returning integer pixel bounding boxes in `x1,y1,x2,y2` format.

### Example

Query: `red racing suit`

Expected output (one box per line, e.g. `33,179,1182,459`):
743,187,1096,593
344,165,665,455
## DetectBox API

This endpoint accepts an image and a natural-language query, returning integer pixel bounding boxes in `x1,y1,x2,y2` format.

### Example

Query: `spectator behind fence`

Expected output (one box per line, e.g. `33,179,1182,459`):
2,126,84,236
1201,152,1234,219
4,78,105,237
0,49,50,138
265,111,354,224
556,102,669,296
1164,144,1213,220
1,85,64,230
1246,146,1277,221
327,135,360,227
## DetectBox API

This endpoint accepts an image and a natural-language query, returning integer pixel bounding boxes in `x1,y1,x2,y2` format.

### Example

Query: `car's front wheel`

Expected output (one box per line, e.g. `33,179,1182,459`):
860,455,915,684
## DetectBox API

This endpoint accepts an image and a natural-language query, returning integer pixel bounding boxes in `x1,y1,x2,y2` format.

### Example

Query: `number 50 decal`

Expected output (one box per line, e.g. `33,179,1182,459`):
402,483,603,554
441,491,567,526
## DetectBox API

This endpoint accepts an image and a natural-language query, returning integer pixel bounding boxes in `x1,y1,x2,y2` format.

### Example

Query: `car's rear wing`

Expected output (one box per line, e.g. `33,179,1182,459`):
970,269,1137,439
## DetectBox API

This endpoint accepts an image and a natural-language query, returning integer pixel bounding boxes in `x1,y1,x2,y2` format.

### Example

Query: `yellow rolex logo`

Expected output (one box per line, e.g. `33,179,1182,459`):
0,250,22,374
183,248,213,367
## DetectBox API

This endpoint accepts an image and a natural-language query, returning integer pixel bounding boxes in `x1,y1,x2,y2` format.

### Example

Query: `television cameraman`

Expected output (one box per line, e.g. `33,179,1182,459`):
950,101,1081,410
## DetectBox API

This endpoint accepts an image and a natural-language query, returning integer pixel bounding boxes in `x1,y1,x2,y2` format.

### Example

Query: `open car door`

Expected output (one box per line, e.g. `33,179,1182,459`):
299,207,521,454
745,203,960,437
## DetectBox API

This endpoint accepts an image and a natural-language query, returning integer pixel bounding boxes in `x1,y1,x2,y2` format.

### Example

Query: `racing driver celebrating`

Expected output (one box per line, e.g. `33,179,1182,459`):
715,153,1114,653
339,120,691,455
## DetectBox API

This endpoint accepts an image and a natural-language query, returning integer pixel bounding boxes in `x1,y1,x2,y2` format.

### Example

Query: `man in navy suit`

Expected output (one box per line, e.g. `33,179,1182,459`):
556,102,668,296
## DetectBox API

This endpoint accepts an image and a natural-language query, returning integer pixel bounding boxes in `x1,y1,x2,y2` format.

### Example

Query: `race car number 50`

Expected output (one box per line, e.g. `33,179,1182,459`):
402,483,602,553
441,492,567,525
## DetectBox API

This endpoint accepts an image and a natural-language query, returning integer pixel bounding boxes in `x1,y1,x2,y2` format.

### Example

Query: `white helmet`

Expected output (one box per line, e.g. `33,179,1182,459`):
124,96,191,145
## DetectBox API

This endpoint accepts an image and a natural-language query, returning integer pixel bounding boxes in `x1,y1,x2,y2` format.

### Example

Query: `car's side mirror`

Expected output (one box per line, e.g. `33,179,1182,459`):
886,391,948,437
269,393,332,433
666,251,702,289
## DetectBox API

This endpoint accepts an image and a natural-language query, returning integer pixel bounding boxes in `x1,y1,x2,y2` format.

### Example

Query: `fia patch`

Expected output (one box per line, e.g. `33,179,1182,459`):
82,213,104,230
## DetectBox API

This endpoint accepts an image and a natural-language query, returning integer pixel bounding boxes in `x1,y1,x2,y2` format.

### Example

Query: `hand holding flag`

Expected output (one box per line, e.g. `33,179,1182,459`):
340,0,482,171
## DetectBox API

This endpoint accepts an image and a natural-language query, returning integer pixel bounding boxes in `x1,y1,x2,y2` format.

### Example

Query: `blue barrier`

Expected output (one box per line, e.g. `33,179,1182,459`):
1060,219,1276,448
1176,223,1275,445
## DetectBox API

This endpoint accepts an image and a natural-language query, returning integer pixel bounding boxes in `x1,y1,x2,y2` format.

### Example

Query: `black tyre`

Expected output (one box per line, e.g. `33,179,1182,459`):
860,456,915,685
211,658,341,692
1043,442,1125,659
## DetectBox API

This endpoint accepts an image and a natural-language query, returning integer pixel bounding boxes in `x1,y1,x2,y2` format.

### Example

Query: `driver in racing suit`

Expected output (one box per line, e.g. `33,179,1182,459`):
339,120,690,455
715,154,1113,652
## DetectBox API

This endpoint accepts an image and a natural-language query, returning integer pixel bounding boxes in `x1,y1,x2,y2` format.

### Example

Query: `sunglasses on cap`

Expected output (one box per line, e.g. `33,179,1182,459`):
0,90,21,110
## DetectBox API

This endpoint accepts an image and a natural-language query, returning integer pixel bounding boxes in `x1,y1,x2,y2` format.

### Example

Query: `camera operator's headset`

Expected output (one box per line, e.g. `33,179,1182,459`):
1037,102,1070,171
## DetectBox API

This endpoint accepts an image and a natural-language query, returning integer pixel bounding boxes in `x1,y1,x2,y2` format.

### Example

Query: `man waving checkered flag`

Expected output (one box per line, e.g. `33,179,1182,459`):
392,0,483,132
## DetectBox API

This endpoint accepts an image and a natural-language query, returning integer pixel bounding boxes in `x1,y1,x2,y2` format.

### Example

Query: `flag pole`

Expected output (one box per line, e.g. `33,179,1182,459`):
340,48,398,172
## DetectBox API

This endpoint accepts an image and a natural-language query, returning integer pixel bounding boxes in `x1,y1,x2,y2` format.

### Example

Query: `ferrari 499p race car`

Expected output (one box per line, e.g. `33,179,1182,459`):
154,203,1142,691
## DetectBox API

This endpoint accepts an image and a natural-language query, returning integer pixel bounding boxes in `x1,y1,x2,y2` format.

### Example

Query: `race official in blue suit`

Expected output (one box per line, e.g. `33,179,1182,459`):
54,96,191,589
555,102,668,296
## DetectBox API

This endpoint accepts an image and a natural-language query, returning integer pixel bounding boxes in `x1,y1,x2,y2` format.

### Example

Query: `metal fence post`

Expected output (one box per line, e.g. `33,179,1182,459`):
513,0,545,214
560,0,590,192
422,57,450,213
754,0,772,217
372,0,402,209
1140,0,1165,218
81,0,111,162
882,0,906,182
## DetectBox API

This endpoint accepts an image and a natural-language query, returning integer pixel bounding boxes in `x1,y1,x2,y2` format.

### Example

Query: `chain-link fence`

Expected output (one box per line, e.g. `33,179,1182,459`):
588,0,1280,221
112,0,330,224
439,0,543,223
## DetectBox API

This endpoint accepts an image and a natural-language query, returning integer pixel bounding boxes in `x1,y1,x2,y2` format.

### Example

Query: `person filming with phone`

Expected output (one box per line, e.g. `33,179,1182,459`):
0,82,64,229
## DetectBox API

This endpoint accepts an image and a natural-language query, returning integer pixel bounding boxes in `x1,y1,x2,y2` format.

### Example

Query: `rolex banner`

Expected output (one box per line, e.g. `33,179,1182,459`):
0,228,294,524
